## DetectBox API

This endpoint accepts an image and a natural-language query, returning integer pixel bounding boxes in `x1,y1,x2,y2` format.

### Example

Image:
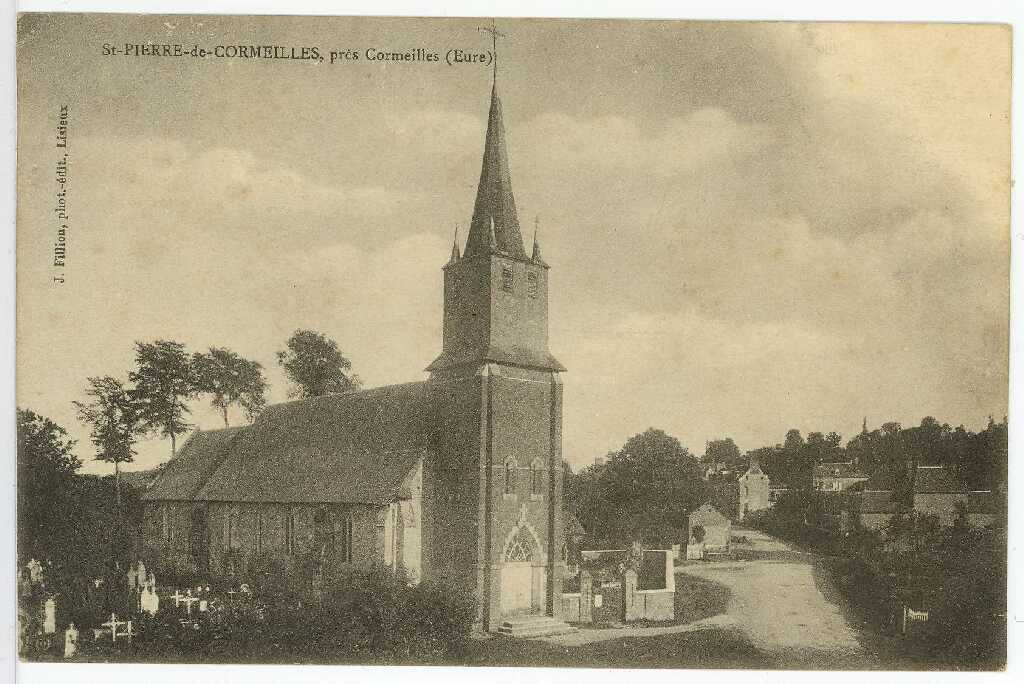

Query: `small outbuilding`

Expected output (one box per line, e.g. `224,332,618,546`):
687,503,732,558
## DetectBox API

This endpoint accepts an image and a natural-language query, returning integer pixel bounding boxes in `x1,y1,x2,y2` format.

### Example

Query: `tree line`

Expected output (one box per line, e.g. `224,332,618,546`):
71,329,360,502
712,416,1008,496
564,415,1008,549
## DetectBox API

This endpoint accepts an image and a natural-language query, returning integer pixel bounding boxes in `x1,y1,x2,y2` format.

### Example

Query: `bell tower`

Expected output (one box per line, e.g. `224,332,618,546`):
426,83,563,376
423,70,566,633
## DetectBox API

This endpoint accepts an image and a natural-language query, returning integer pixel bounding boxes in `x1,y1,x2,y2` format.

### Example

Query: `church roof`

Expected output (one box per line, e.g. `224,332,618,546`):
144,426,245,500
143,382,433,505
464,84,527,260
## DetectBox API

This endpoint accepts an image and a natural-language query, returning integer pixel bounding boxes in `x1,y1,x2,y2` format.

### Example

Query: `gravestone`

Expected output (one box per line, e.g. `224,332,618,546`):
43,597,56,636
63,623,79,658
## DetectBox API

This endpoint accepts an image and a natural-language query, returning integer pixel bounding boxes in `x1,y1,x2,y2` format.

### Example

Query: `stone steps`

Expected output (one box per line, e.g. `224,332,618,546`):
498,614,577,638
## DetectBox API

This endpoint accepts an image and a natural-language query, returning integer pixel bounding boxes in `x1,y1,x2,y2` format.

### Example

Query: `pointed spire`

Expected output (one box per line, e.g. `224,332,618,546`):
862,417,868,434
448,224,461,264
463,84,527,259
531,215,547,266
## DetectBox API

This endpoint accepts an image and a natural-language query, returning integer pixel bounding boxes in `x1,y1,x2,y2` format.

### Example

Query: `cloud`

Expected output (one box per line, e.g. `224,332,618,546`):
16,19,1009,473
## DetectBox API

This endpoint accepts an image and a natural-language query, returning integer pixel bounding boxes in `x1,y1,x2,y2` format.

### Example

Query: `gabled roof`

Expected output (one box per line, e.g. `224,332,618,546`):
913,466,965,494
814,462,867,479
144,427,244,500
144,383,433,505
688,502,731,527
859,490,897,514
464,84,527,260
740,462,766,480
564,511,586,537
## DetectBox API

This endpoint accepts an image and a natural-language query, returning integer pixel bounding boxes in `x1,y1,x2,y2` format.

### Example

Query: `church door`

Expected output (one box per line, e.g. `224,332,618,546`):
501,530,541,615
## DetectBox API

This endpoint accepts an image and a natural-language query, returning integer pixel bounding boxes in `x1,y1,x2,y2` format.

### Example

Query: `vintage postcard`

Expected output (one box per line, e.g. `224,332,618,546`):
14,12,1010,673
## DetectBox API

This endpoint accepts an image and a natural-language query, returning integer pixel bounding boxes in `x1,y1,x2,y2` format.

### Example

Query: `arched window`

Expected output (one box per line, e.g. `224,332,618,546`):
333,513,354,563
225,508,241,550
161,505,171,544
285,509,297,555
313,507,331,558
530,459,545,496
254,512,263,555
504,458,518,495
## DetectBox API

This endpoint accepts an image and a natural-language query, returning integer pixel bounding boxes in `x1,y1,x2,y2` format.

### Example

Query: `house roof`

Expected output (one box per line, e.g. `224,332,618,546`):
564,511,586,537
814,462,867,479
688,502,731,527
144,427,245,500
913,466,965,494
143,382,433,505
740,462,766,480
859,490,897,514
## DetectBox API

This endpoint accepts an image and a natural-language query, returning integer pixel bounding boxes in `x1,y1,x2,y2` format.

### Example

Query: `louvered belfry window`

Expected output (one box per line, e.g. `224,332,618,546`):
505,458,518,494
530,459,545,495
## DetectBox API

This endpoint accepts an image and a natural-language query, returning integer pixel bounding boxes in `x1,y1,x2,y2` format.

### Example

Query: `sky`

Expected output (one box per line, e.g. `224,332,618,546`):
16,15,1010,474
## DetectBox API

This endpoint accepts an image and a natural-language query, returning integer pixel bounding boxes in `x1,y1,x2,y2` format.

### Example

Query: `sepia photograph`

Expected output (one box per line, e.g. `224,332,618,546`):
12,9,1012,676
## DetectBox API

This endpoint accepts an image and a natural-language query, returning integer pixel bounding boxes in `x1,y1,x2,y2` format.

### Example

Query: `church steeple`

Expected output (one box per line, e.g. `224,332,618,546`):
464,84,526,259
427,36,563,376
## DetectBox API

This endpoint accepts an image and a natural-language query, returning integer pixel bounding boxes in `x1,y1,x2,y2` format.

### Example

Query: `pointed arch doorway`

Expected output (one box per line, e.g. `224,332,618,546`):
500,526,546,616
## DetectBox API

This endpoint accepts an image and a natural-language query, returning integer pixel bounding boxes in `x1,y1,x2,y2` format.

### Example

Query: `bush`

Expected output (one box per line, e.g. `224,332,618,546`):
319,565,475,663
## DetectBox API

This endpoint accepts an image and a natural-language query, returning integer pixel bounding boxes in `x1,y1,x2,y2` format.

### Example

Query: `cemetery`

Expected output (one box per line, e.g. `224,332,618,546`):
17,551,476,664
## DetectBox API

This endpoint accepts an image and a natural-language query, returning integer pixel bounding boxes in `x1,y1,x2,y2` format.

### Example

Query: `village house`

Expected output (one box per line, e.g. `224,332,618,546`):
737,461,770,520
855,489,899,531
812,462,868,492
768,483,790,507
912,465,967,526
966,490,997,528
141,78,573,635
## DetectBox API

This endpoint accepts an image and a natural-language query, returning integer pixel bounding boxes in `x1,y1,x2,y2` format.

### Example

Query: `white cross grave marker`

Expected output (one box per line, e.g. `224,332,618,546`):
101,614,126,642
180,592,200,616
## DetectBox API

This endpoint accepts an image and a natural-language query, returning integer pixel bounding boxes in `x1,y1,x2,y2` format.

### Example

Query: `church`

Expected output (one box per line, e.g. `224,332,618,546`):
141,77,568,633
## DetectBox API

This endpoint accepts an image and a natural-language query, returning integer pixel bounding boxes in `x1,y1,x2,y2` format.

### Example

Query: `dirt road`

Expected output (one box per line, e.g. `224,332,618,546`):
678,527,880,667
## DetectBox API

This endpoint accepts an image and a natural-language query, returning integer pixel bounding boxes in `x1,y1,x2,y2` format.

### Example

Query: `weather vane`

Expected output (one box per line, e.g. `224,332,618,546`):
478,18,506,83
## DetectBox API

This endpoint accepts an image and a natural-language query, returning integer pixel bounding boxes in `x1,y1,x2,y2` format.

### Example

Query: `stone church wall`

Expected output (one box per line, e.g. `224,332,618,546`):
142,501,390,591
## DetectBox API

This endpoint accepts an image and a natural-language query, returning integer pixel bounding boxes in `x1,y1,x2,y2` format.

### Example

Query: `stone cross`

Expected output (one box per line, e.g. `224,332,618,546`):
171,589,186,607
101,614,125,642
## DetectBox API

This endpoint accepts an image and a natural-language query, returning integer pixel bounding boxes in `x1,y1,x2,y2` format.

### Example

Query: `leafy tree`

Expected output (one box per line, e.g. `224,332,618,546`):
704,438,742,466
783,429,805,451
574,429,706,547
73,376,143,505
129,340,196,458
193,347,268,427
17,409,80,563
277,329,360,398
